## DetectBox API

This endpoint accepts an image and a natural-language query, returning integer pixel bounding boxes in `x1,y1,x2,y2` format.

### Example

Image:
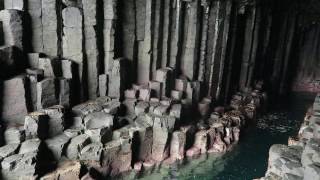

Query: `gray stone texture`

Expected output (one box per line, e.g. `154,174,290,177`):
0,10,23,49
1,75,28,124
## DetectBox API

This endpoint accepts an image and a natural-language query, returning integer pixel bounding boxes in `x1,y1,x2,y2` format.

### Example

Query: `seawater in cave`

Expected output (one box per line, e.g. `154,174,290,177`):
0,0,319,179
132,93,315,180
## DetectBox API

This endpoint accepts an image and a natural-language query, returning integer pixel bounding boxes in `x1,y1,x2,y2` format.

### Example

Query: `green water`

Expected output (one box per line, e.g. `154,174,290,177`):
134,93,315,180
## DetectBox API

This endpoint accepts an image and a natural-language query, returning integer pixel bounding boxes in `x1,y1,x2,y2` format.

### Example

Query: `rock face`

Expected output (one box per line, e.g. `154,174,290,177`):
258,94,320,180
0,0,312,179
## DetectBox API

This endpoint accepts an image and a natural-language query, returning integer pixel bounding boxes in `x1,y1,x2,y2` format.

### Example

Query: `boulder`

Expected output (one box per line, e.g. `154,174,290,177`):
45,134,71,160
24,112,49,140
85,127,112,143
72,101,102,117
66,134,91,159
4,125,25,144
84,112,114,129
0,143,20,161
19,138,41,154
41,106,66,137
1,152,38,179
80,142,103,161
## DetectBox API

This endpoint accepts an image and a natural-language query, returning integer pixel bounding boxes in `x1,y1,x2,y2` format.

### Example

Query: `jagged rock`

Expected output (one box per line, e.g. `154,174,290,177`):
0,143,20,161
19,138,41,154
267,145,303,177
1,152,38,179
80,142,103,161
84,111,114,129
66,134,91,159
4,125,25,144
1,75,28,124
301,138,320,167
40,160,81,180
45,134,71,160
72,101,103,117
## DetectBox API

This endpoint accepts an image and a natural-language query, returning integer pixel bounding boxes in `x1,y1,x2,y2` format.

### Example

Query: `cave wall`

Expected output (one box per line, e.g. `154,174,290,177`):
0,0,318,117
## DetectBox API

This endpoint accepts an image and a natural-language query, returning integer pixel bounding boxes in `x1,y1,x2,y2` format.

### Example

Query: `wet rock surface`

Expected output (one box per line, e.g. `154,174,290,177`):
0,0,317,179
258,94,320,180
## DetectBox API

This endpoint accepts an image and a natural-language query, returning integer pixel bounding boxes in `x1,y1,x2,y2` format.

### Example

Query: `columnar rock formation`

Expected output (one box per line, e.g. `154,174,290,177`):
0,0,319,179
257,94,320,180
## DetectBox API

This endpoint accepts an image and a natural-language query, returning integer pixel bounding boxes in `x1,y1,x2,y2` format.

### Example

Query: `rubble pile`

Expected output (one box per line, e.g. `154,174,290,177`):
0,65,267,179
257,94,320,180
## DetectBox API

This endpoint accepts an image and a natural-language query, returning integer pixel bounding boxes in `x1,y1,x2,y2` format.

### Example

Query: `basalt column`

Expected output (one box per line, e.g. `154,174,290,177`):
83,0,99,99
26,0,59,56
62,6,84,99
